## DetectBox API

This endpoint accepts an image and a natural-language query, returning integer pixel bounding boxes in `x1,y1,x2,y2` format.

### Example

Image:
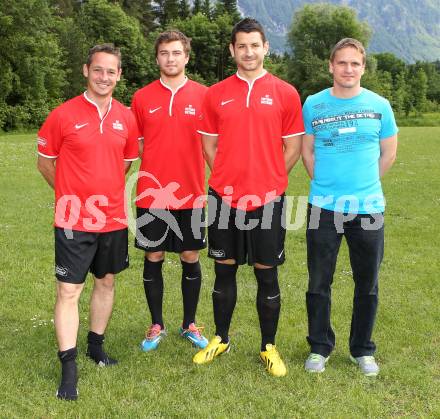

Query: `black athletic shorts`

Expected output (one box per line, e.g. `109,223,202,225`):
135,207,206,253
54,227,129,284
207,188,286,266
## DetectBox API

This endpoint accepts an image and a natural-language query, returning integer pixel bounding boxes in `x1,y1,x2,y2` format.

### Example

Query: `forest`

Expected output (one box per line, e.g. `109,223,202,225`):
0,0,438,131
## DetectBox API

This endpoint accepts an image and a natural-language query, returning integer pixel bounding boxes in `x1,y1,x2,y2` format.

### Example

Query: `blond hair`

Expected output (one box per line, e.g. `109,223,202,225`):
330,38,366,64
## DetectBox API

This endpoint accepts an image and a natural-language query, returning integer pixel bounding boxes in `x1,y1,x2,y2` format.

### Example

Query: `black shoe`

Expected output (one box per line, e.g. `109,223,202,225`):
56,386,78,401
86,347,118,367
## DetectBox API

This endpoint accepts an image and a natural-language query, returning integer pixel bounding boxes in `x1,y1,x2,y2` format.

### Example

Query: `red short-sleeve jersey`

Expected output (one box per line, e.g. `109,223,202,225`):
37,93,139,232
131,78,207,210
198,72,304,211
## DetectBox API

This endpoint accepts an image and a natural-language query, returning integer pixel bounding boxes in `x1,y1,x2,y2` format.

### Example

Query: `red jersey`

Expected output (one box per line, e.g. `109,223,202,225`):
37,93,139,232
131,78,207,209
198,71,304,211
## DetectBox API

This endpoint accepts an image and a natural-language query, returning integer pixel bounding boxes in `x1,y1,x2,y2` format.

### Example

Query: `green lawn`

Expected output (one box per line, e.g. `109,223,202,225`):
0,128,439,417
395,112,440,127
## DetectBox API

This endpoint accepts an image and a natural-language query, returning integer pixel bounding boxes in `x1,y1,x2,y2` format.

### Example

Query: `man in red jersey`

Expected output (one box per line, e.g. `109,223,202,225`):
193,18,304,377
37,44,138,400
131,31,208,352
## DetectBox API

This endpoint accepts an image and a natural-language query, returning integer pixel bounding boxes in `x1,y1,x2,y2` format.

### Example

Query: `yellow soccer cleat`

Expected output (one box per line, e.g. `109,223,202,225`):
193,336,230,365
259,344,287,377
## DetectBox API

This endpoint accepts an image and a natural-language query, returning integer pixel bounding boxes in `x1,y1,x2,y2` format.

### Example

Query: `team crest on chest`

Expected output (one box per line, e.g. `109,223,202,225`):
112,120,123,130
261,95,273,105
184,104,196,116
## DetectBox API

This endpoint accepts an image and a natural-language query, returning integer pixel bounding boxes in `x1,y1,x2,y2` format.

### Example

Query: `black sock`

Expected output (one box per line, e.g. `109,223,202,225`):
143,259,165,328
86,331,117,366
255,267,281,351
57,347,78,401
181,260,202,329
213,263,238,343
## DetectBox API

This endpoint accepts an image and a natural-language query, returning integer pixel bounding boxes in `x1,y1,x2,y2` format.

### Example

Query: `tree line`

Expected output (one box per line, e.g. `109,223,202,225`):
0,0,438,131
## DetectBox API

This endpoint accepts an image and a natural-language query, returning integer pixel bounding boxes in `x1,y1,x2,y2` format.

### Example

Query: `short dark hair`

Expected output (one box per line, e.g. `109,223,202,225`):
230,17,267,45
86,43,121,69
154,30,191,57
330,38,366,64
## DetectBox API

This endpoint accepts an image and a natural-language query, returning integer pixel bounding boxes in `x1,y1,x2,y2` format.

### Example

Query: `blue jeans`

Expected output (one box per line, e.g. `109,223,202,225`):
305,205,384,358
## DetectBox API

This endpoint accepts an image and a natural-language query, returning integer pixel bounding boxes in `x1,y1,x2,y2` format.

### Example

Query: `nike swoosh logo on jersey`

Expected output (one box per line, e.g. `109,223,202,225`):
278,249,284,259
149,107,161,113
75,123,88,130
221,99,234,106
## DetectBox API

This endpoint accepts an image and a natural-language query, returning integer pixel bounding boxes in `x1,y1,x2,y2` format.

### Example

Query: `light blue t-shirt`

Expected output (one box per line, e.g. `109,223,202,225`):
302,88,398,214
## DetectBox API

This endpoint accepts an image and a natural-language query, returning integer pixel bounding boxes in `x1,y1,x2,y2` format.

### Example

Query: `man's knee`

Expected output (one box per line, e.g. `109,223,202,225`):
56,281,83,303
254,263,273,270
353,275,379,296
254,266,280,306
93,274,115,293
216,258,236,265
213,262,238,301
254,266,278,288
180,250,199,263
146,251,165,262
307,274,332,295
213,261,238,292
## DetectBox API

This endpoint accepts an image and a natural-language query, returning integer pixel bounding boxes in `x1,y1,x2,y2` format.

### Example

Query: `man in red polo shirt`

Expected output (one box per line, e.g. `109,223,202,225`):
131,31,208,352
37,44,138,400
193,18,304,377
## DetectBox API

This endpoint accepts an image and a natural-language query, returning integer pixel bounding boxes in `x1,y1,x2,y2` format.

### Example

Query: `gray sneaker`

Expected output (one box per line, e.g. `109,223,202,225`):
305,353,329,373
350,355,379,377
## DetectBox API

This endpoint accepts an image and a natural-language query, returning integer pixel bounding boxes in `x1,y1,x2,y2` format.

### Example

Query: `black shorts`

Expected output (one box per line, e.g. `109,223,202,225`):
135,207,206,253
207,188,286,266
54,227,129,284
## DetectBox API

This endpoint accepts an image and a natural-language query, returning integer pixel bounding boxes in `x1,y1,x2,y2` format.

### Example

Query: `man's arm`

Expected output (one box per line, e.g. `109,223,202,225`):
201,134,218,171
37,155,56,189
124,161,132,174
283,135,302,174
138,138,144,158
301,134,315,179
379,135,398,177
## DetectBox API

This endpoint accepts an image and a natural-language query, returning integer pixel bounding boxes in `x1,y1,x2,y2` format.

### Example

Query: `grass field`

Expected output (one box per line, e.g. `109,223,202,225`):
395,112,440,127
0,128,439,418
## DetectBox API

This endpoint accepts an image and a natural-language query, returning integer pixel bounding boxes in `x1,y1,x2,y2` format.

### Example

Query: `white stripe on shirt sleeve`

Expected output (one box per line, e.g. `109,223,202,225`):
282,131,305,139
37,151,58,159
197,130,219,136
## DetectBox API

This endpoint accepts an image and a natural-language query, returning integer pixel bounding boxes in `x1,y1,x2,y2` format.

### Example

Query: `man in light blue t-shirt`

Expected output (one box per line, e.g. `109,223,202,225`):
302,38,398,376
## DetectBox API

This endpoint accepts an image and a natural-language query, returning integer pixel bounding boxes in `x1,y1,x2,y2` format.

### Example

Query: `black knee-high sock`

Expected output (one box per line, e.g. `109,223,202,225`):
213,263,238,343
143,259,164,328
57,347,78,400
255,266,281,351
181,260,202,329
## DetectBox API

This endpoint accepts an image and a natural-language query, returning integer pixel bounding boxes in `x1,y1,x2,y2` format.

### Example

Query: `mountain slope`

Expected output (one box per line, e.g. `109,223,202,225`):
237,0,440,62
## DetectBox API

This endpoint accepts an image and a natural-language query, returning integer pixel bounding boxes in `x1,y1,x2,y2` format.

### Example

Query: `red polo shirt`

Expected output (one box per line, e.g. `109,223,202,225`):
198,71,304,211
131,78,207,209
37,93,139,232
